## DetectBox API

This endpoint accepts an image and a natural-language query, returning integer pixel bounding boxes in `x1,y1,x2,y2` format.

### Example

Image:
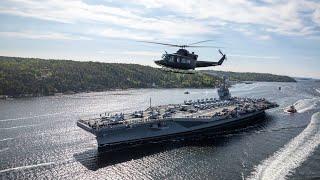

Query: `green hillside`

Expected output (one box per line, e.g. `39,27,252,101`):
203,70,296,82
0,56,296,97
0,56,221,97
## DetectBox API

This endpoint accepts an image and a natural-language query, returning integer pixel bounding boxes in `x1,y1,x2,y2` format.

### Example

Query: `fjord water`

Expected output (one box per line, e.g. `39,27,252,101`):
0,81,320,180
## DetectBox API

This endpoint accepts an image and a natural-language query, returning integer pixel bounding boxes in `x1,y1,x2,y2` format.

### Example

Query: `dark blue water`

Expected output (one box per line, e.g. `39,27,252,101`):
0,81,319,180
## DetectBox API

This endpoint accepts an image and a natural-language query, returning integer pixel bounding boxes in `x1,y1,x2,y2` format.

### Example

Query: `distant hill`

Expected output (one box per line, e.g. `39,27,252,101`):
202,70,296,83
0,56,296,97
294,77,319,81
0,56,222,97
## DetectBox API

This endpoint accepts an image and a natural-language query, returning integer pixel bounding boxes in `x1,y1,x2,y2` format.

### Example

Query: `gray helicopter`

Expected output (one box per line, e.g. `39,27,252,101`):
140,40,226,73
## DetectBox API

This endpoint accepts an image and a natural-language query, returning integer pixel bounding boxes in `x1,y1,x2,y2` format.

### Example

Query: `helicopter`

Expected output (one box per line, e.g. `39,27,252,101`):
140,40,227,73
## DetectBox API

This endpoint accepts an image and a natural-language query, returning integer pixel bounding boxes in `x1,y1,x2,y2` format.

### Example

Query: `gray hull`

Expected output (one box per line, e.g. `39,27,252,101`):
94,110,265,148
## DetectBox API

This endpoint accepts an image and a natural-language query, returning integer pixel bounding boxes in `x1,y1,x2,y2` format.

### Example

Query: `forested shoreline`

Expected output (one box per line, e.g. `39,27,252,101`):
0,56,221,97
0,56,295,97
203,70,296,83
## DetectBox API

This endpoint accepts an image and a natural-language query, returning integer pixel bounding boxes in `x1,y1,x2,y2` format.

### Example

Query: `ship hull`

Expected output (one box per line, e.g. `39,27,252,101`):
96,111,266,150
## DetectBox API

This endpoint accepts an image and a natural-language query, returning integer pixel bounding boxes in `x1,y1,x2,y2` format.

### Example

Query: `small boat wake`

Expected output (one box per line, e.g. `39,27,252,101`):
0,158,75,174
0,138,14,142
247,112,320,180
0,148,9,153
0,124,41,130
0,112,66,122
0,162,55,174
285,98,319,113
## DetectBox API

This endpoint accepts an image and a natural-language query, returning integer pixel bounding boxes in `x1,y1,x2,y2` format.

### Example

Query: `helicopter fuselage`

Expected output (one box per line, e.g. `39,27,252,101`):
154,48,226,71
155,49,198,70
140,40,225,71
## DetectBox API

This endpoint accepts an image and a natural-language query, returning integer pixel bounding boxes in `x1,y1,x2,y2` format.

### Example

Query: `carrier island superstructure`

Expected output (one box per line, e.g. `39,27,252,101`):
77,84,278,148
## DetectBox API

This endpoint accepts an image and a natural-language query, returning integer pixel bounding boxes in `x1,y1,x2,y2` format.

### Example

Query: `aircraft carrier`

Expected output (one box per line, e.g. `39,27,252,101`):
77,83,278,149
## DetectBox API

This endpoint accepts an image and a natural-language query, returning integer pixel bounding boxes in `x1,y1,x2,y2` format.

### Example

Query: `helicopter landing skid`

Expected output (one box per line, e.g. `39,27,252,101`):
161,68,195,74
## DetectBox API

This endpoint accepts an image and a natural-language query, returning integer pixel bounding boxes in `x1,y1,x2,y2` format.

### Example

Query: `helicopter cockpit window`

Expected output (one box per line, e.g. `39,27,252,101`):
163,54,170,61
172,56,177,63
169,56,174,62
177,57,181,63
181,58,190,64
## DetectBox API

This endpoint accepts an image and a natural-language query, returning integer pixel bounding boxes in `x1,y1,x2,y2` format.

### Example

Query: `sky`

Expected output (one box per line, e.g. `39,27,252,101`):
0,0,319,78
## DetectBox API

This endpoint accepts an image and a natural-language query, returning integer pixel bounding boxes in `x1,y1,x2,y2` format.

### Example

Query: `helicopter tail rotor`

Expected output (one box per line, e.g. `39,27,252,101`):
217,49,227,65
218,49,227,60
218,49,224,56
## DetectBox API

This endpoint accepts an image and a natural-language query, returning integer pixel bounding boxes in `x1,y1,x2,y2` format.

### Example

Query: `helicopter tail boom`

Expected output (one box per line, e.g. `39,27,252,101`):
196,50,226,68
196,61,219,68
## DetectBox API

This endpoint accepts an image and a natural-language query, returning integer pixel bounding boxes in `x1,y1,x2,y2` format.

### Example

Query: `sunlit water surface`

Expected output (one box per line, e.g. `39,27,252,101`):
0,81,320,180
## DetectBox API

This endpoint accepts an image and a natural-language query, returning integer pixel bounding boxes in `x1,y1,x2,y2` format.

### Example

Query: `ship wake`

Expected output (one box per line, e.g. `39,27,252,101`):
247,112,320,180
286,98,320,113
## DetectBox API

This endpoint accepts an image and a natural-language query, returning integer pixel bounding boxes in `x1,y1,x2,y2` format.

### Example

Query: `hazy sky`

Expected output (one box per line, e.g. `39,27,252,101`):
0,0,319,78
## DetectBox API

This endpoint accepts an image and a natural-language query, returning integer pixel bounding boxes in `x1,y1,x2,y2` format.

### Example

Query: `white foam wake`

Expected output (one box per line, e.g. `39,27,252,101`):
0,138,14,142
0,158,74,174
286,98,319,113
0,162,55,174
0,112,65,122
0,124,40,130
316,88,320,95
0,147,9,153
247,112,320,180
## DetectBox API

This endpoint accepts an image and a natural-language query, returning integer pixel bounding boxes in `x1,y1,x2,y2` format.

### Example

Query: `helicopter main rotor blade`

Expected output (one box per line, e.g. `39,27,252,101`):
137,40,181,47
138,40,224,48
185,45,224,48
188,40,215,46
